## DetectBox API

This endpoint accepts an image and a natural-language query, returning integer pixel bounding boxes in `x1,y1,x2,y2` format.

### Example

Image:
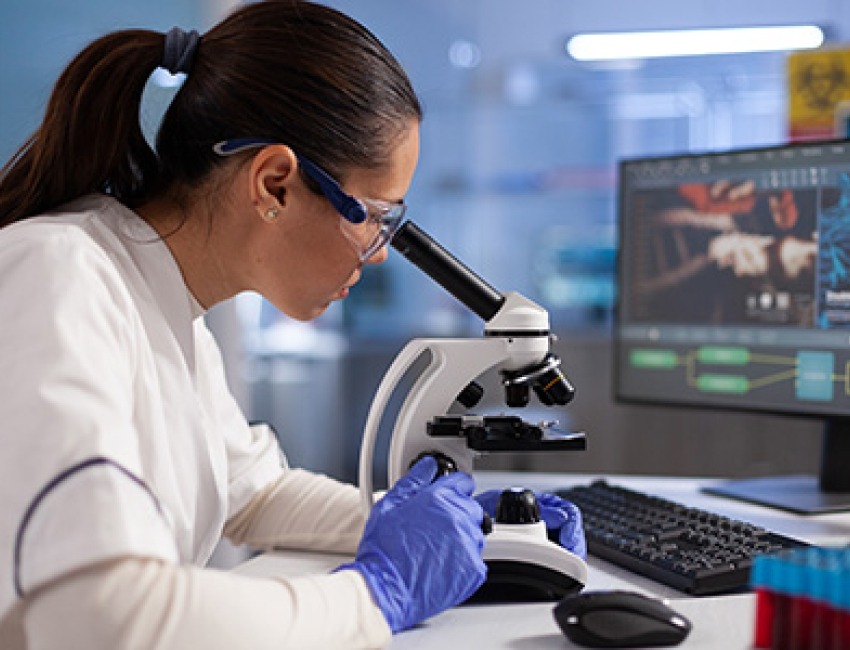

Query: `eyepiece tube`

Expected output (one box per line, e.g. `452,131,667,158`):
391,221,505,322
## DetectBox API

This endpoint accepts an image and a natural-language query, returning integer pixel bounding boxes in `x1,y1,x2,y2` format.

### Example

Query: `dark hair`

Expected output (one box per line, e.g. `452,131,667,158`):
0,0,421,226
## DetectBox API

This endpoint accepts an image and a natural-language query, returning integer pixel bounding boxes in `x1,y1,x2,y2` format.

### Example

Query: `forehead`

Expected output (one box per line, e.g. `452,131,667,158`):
344,122,420,201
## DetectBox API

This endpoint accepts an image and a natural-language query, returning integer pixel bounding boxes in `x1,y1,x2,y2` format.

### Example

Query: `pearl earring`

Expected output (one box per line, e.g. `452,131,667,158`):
263,207,280,222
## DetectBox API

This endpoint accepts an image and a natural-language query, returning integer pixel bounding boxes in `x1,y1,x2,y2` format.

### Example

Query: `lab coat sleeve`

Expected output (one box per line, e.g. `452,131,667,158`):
0,224,179,607
7,557,391,650
224,468,366,554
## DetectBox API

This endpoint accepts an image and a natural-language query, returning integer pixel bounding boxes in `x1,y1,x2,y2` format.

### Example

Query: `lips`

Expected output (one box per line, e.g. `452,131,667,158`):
336,281,357,299
335,269,361,300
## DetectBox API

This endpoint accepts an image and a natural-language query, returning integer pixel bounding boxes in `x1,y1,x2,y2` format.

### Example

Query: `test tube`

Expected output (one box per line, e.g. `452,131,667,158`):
785,553,813,650
830,551,850,650
803,548,837,650
752,554,777,649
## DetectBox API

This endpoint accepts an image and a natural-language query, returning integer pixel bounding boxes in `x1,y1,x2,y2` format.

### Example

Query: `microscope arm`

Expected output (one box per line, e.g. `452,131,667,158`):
358,337,509,513
358,338,430,513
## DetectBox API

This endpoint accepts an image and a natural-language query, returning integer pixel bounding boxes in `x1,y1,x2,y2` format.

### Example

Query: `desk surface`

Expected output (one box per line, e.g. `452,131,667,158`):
235,472,850,649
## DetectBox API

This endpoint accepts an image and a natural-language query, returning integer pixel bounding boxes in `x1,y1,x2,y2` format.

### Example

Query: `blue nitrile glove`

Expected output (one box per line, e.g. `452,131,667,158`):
339,456,487,633
475,489,586,560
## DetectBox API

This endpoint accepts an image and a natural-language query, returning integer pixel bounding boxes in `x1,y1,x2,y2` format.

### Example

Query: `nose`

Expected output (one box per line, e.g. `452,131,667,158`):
364,244,390,265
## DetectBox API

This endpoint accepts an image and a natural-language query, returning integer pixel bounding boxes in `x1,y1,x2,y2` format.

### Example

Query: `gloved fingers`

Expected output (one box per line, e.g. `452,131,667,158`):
445,501,488,552
559,510,587,559
536,491,571,509
433,468,476,497
537,492,580,522
379,455,439,510
535,493,567,529
534,492,587,558
453,498,487,549
455,556,489,604
473,489,501,517
432,501,488,603
428,492,488,577
439,487,488,550
539,506,569,530
349,471,490,633
427,480,487,553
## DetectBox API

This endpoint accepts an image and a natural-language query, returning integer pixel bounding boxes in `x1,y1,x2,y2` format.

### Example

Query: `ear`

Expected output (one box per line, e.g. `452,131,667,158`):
246,144,298,220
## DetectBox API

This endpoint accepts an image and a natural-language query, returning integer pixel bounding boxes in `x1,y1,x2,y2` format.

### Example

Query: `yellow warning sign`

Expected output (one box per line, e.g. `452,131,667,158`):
787,48,850,140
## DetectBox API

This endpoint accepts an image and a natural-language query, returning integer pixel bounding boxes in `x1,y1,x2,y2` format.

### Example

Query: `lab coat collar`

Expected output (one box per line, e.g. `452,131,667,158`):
100,196,204,374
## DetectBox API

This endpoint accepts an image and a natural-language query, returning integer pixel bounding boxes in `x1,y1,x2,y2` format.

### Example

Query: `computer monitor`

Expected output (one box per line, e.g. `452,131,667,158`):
615,139,850,515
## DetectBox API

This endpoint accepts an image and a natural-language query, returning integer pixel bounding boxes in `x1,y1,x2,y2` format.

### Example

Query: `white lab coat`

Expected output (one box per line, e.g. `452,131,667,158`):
0,195,390,648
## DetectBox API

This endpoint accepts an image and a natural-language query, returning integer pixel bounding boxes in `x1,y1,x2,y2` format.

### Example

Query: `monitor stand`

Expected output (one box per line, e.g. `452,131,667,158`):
702,417,850,515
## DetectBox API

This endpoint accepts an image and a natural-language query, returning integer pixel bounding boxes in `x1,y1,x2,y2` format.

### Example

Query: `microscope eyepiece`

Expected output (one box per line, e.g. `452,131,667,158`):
391,221,505,322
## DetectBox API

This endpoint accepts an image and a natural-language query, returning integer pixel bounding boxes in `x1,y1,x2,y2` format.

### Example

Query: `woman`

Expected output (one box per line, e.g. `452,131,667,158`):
0,2,582,648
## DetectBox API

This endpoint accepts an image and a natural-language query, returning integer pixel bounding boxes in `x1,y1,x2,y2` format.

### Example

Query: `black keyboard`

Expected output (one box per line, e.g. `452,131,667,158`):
555,479,807,596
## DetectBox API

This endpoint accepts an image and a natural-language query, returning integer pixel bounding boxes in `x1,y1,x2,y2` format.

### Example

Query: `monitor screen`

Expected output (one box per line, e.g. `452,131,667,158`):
614,139,850,513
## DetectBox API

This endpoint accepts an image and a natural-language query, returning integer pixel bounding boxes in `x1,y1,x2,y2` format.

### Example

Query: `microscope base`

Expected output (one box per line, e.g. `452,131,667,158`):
466,529,588,603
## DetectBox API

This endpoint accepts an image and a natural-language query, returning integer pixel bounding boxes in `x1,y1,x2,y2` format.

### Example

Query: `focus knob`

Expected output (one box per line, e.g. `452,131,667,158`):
409,451,457,478
495,487,540,524
456,381,484,409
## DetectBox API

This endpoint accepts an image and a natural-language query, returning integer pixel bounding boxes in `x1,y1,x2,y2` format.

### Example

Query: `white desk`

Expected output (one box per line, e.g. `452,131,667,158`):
234,472,850,649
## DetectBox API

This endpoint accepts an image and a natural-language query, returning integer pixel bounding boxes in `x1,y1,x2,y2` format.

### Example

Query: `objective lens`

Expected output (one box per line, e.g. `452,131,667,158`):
504,382,530,408
534,367,575,406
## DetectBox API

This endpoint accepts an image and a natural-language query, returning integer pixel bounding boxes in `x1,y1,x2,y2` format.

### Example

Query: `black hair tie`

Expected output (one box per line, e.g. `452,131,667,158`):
162,27,200,74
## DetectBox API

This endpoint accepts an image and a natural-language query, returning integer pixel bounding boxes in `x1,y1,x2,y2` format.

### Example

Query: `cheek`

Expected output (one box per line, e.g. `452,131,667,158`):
295,251,352,294
265,227,357,317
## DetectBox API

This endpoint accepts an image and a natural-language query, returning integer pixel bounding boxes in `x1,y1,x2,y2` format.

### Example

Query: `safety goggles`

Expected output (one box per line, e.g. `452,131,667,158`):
213,138,407,262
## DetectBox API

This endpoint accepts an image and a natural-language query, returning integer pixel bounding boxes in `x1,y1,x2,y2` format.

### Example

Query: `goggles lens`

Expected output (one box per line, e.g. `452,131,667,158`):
341,199,407,262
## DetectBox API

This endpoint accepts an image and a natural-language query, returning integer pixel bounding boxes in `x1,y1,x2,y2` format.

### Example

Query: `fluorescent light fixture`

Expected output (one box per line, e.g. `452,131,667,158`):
566,25,825,61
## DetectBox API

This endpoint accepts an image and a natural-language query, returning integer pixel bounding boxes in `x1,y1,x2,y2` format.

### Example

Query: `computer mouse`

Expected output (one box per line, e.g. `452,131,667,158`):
553,590,692,648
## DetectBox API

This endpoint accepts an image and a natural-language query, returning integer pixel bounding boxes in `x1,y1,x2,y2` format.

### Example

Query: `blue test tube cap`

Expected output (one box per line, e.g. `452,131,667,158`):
771,549,807,597
834,557,850,612
751,554,776,589
806,552,832,603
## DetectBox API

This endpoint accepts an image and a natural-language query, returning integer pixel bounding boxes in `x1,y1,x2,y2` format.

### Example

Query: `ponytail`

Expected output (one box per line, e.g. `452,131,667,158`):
0,30,163,226
0,1,422,229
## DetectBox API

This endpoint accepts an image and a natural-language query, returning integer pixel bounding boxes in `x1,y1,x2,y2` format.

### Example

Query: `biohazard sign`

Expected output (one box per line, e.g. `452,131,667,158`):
788,48,850,141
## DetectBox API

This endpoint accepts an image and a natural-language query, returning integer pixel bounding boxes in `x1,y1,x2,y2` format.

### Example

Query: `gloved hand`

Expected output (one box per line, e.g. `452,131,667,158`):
338,456,487,633
475,489,586,559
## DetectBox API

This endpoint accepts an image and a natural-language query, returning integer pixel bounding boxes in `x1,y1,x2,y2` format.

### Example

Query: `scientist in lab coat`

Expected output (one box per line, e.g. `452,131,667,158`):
0,1,584,648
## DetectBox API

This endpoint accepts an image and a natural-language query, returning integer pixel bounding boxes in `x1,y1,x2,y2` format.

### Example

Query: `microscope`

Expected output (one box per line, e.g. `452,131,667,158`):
358,221,588,602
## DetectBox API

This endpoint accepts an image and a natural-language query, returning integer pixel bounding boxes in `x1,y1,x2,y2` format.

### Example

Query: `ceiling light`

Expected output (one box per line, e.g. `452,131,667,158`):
566,25,825,61
449,40,482,69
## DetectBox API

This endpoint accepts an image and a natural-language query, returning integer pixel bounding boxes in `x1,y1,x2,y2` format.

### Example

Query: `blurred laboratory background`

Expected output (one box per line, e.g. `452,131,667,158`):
2,0,848,485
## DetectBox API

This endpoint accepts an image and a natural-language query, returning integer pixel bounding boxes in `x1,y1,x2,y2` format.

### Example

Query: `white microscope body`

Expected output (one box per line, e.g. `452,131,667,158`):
358,221,588,601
